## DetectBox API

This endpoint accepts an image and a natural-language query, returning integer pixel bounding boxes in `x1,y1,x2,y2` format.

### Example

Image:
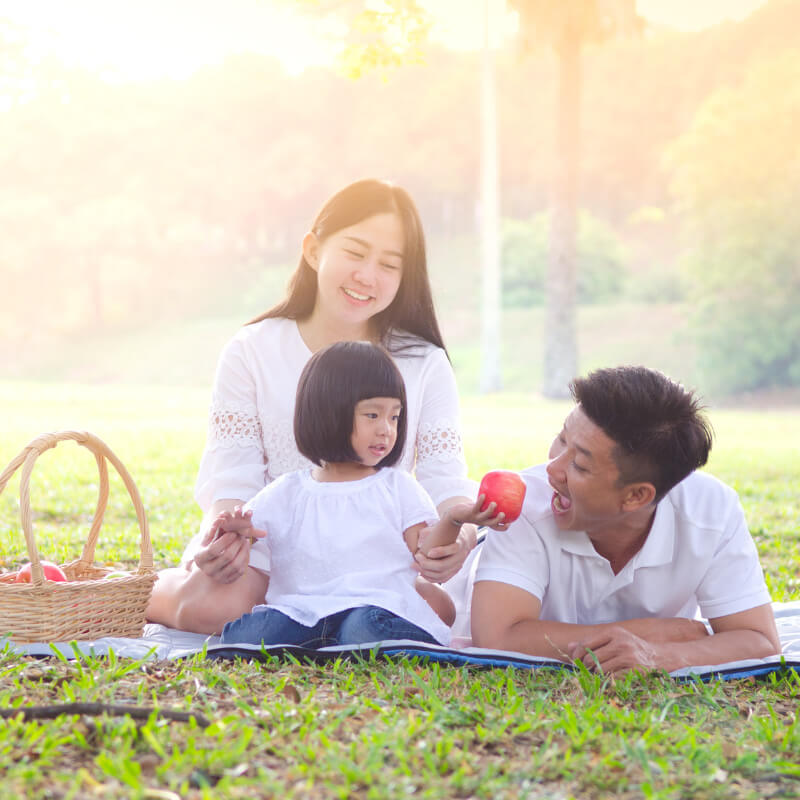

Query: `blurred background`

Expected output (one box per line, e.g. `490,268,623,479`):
1,0,798,404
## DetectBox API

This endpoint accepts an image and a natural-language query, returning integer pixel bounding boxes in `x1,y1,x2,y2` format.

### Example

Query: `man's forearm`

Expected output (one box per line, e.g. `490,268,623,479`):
477,618,619,661
479,618,778,673
646,629,780,672
476,616,707,661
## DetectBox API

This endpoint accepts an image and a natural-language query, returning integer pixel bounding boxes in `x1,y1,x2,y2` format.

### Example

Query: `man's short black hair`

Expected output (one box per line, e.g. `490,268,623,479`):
570,366,714,502
294,341,407,467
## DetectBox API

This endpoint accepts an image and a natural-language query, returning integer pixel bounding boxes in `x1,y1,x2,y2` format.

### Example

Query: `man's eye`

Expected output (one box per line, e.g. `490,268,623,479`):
571,461,587,473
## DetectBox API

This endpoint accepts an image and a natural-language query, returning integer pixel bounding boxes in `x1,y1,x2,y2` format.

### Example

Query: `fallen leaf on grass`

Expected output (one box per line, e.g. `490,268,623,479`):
279,684,301,703
722,742,739,760
138,753,161,776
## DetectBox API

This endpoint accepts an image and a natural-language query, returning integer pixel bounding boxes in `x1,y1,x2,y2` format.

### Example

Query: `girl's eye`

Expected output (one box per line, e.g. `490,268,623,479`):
381,262,401,271
344,249,364,258
571,461,587,473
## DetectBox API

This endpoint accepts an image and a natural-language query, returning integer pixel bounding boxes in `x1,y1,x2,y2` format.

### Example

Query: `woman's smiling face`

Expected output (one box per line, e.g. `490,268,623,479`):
306,212,404,335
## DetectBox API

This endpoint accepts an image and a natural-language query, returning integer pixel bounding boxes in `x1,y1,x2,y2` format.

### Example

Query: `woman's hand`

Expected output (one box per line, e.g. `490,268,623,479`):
414,522,477,583
193,533,252,584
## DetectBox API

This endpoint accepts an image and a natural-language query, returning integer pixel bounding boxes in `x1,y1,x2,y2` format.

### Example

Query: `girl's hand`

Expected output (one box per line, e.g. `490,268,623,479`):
211,506,260,539
195,506,267,584
451,496,509,532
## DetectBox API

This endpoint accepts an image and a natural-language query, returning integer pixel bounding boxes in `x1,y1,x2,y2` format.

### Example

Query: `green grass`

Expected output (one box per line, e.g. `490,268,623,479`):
0,382,799,799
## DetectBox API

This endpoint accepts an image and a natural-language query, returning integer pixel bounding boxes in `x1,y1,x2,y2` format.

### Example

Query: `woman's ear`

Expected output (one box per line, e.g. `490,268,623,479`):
621,482,657,512
302,231,320,271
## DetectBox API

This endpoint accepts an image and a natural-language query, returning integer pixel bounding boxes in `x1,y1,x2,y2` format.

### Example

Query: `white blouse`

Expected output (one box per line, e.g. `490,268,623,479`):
245,467,452,645
194,317,476,512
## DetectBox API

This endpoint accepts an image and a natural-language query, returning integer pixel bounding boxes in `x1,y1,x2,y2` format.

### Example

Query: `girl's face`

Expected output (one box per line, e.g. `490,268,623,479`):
351,396,402,466
304,213,404,335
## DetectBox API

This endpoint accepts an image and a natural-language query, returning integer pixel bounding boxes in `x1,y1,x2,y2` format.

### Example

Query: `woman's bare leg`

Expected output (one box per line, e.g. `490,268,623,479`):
146,565,269,635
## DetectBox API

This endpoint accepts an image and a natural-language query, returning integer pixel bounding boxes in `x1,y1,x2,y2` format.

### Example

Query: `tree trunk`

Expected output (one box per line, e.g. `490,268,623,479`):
479,0,502,393
542,29,581,398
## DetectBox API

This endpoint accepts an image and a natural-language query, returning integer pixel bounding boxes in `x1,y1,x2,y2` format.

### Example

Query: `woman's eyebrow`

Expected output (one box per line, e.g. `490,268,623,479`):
343,235,403,258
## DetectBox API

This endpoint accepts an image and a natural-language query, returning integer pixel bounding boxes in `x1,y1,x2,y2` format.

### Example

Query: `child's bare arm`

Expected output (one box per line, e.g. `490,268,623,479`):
406,498,507,558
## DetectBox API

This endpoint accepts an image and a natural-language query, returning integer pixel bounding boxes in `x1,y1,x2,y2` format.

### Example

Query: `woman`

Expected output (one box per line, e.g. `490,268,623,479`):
146,179,478,634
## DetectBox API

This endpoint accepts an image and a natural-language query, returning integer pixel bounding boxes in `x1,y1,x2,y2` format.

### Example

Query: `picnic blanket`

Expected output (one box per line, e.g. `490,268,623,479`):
5,601,800,682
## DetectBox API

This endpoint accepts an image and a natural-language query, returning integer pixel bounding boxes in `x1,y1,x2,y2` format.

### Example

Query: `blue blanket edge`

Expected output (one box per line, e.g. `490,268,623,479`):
200,642,800,683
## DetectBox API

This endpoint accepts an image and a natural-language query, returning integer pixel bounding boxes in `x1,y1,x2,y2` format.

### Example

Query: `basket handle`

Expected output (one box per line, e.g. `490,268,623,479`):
0,431,154,585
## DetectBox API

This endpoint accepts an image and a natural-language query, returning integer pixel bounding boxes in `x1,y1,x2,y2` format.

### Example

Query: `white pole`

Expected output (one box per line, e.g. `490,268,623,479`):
479,0,502,393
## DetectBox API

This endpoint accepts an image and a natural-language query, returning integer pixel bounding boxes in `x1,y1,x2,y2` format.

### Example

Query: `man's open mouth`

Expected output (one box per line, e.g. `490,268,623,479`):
552,491,572,514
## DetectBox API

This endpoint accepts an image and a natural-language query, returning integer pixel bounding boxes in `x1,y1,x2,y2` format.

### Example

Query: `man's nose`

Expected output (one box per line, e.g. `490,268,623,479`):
546,452,566,482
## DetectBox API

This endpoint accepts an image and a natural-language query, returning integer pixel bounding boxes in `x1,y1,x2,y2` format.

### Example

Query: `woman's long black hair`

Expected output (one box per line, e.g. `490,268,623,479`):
248,179,447,356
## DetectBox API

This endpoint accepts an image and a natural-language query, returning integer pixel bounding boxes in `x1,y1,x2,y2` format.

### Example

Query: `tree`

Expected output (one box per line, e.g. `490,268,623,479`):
510,0,640,397
667,53,800,395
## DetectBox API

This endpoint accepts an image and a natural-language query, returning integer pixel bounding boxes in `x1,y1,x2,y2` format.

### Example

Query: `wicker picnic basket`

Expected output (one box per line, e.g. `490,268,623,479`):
0,430,157,643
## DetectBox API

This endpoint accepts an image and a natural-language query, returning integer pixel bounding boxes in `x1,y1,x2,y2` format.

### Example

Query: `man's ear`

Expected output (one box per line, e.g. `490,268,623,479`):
302,231,320,271
621,482,656,511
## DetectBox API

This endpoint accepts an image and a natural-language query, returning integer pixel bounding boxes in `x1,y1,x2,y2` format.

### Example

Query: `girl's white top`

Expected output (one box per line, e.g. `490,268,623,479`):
194,316,475,513
245,467,452,646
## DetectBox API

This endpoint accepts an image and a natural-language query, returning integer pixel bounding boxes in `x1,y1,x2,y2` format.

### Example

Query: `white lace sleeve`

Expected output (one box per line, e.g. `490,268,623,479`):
194,336,268,512
207,399,262,450
414,349,478,505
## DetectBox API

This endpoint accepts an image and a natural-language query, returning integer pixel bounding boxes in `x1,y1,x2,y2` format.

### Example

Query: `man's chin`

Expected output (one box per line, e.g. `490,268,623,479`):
552,512,576,531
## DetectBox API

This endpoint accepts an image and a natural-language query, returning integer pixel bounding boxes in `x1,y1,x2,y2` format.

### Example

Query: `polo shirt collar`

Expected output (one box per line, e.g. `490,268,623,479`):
557,499,676,567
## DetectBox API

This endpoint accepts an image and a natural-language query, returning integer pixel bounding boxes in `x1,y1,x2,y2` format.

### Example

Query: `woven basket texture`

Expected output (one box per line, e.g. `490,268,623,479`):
0,431,156,643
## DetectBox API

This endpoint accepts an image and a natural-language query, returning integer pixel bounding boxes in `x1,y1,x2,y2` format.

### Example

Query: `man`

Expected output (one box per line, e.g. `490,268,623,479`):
471,366,780,674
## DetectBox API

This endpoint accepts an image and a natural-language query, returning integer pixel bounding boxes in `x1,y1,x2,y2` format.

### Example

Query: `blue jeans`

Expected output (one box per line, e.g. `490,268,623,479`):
220,604,440,647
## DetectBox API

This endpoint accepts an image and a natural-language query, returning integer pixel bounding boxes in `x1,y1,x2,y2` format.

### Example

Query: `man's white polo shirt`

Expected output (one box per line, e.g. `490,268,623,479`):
474,466,771,623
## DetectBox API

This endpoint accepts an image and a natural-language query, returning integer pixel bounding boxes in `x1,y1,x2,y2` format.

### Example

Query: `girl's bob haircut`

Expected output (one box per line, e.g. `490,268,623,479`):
294,341,407,468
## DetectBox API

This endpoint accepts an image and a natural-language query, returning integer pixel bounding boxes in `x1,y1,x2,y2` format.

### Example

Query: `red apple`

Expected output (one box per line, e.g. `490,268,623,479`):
478,470,527,524
14,561,68,583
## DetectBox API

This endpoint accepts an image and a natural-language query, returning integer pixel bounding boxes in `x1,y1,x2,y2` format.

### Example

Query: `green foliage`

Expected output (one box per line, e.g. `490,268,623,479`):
668,52,800,394
3,2,800,361
625,260,686,304
501,212,628,307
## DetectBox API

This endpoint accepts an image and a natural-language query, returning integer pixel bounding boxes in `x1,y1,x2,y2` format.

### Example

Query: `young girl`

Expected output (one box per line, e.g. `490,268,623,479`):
213,341,505,648
147,179,481,636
